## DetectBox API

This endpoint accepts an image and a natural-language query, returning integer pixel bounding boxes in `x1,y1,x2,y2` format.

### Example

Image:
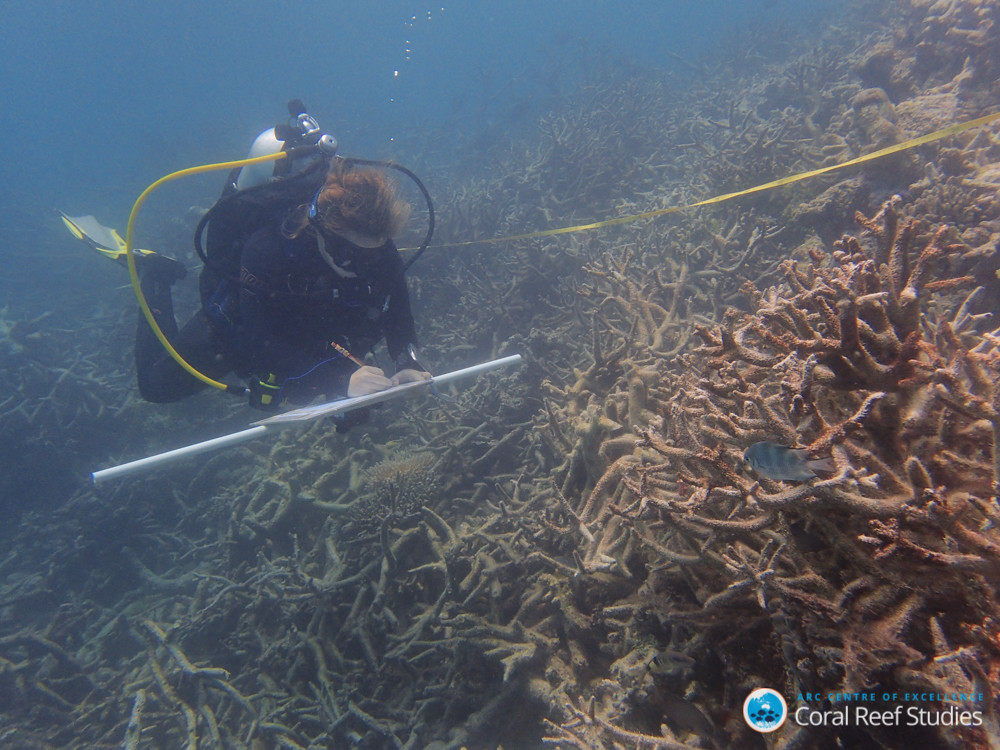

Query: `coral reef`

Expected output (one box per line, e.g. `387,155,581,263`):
548,199,1000,747
351,450,442,526
2,0,1000,748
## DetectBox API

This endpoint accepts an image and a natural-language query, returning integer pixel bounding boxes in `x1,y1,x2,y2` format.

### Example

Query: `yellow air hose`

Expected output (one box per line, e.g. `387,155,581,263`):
126,110,1000,395
124,151,288,395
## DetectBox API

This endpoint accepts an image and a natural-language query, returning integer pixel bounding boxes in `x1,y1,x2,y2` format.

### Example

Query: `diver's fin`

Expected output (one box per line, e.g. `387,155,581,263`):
60,213,161,264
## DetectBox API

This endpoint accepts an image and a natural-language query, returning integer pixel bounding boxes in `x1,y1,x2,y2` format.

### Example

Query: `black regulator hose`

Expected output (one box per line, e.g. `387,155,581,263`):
342,157,435,272
193,153,329,273
194,153,435,277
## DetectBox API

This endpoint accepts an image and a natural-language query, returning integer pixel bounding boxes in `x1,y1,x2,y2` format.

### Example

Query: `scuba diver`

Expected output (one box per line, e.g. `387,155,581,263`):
70,101,432,425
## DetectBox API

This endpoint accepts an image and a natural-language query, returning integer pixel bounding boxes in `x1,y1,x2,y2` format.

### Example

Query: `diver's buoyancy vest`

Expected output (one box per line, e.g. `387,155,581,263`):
196,158,332,311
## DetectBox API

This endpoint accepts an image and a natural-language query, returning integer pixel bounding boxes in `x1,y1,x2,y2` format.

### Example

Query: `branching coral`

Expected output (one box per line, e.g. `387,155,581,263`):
4,2,1000,748
551,200,1000,747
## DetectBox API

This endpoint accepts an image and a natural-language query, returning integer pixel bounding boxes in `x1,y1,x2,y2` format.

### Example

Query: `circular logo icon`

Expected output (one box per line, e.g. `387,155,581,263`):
743,688,787,733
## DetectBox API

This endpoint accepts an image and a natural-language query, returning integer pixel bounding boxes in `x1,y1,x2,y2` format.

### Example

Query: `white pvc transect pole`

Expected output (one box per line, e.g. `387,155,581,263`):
254,354,523,425
91,354,522,485
91,427,271,484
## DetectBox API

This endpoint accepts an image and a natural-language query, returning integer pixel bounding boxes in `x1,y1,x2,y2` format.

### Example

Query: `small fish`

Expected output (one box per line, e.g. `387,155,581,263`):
647,649,696,676
743,441,835,481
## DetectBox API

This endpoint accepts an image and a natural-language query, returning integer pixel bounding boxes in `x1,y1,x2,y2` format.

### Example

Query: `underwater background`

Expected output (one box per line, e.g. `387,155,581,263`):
2,0,1000,748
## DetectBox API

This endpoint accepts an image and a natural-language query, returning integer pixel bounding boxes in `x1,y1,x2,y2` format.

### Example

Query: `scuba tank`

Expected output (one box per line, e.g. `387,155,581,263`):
195,100,338,312
194,99,434,312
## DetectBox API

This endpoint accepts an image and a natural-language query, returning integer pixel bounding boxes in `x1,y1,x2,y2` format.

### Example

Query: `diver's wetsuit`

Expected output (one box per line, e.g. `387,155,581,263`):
135,273,230,403
135,223,419,407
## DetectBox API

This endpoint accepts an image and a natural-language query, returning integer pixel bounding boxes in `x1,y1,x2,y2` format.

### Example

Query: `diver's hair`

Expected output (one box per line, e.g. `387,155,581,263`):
284,161,410,242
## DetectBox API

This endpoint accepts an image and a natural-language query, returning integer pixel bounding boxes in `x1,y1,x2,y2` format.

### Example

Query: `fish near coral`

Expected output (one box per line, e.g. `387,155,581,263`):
647,649,696,676
743,441,835,481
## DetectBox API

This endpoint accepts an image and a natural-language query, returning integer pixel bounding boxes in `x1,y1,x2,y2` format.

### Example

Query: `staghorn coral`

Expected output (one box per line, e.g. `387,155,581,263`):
5,1,1000,748
548,200,1000,748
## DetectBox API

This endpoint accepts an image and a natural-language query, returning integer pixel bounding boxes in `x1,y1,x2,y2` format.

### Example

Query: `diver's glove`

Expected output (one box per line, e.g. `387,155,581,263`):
348,366,393,397
248,374,282,411
391,369,432,387
392,344,431,386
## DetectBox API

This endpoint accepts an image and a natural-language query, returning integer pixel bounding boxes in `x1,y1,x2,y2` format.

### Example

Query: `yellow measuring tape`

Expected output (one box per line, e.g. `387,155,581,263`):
126,111,999,396
438,110,1000,248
